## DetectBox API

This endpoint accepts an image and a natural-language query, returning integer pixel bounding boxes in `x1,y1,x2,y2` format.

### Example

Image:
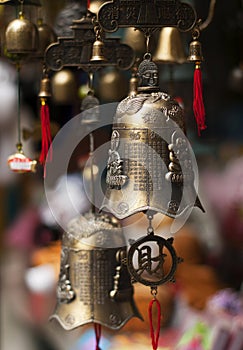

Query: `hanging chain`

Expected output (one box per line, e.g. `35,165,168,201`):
16,64,22,151
147,212,154,235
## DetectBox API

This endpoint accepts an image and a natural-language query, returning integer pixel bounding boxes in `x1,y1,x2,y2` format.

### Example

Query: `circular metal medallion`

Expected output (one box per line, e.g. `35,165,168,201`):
127,235,179,286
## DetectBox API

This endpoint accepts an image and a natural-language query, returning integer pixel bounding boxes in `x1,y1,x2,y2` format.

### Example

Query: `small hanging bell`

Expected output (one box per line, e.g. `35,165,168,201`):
38,76,52,99
50,212,142,330
5,10,38,56
187,39,204,63
90,39,107,62
187,29,206,135
154,27,186,65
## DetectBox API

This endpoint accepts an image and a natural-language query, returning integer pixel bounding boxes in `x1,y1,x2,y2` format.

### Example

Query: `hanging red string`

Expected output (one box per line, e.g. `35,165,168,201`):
87,0,90,9
193,62,206,136
94,323,102,350
148,298,162,350
39,98,52,168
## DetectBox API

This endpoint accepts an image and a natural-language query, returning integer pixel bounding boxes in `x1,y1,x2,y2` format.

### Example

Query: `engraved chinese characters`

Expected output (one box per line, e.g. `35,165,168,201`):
102,89,204,219
50,212,141,330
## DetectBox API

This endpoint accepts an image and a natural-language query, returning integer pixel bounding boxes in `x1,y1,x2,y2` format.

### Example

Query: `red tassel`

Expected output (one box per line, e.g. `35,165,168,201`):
193,63,206,136
87,0,90,9
39,98,52,166
94,323,102,350
148,298,161,350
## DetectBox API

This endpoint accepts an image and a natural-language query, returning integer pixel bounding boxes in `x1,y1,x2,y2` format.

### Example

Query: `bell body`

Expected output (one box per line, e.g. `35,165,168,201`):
5,15,38,54
154,27,186,64
187,40,203,62
37,20,56,57
101,91,204,219
90,40,107,62
50,212,141,330
38,77,52,98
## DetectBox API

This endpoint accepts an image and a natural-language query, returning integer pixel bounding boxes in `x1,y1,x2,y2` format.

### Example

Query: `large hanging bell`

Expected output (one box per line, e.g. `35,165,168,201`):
101,54,204,219
50,212,141,330
5,11,38,55
153,27,186,64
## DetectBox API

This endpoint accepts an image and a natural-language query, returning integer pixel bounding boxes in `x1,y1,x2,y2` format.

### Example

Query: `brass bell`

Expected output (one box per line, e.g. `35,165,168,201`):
36,18,56,58
101,54,204,219
153,27,186,64
123,27,146,54
51,69,77,105
187,39,204,62
90,40,107,62
98,68,128,102
5,11,38,55
38,76,52,99
50,212,142,330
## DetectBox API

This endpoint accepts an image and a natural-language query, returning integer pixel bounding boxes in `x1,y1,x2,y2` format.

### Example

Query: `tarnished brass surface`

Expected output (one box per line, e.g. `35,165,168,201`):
187,39,204,62
38,76,51,98
44,11,134,71
90,39,107,62
36,19,56,58
98,0,197,33
154,27,186,64
127,235,181,286
50,212,141,330
5,14,38,54
102,56,204,219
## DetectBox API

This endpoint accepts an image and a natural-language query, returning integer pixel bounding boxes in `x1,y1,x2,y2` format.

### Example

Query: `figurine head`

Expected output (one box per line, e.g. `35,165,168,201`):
138,53,159,92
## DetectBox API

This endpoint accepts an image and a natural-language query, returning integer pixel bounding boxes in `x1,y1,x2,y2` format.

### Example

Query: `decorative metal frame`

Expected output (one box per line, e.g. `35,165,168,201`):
98,0,197,34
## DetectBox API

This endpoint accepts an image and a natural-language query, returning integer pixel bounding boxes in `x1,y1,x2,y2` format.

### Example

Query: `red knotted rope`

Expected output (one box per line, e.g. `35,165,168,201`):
193,63,206,136
39,98,52,168
94,323,102,350
148,298,161,350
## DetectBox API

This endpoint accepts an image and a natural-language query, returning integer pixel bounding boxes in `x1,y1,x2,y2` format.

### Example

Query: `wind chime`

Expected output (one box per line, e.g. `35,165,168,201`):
98,0,206,348
5,0,38,172
2,0,216,349
43,4,142,349
4,0,57,174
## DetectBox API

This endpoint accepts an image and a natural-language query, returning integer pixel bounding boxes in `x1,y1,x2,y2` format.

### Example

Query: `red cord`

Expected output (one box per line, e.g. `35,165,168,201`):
193,64,206,136
87,0,90,9
94,323,102,350
39,99,52,168
148,298,161,350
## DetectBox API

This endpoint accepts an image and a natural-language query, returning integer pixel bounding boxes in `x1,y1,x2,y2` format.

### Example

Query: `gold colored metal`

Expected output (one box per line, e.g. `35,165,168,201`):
153,27,186,64
187,39,203,62
123,27,146,54
36,18,56,57
5,11,38,54
50,212,141,330
98,68,128,102
90,39,107,62
102,55,204,219
51,70,77,104
38,76,51,98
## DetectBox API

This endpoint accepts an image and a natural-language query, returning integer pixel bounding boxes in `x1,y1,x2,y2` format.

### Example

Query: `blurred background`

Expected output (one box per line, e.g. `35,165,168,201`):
0,0,243,349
